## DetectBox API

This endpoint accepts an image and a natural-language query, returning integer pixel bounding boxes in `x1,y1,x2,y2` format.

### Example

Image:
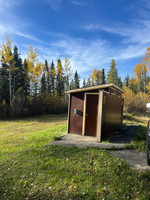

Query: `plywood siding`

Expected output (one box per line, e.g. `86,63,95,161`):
69,93,84,135
101,93,123,139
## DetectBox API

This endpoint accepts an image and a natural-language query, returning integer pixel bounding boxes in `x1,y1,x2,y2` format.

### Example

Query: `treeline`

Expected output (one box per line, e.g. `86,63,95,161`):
1,33,149,118
123,47,150,113
82,59,122,88
0,34,80,118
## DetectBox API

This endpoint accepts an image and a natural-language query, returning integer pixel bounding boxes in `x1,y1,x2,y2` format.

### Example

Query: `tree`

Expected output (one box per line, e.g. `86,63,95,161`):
12,45,23,95
0,33,14,104
26,45,42,94
74,70,80,89
107,59,119,85
124,75,130,87
90,69,106,86
87,77,91,87
102,68,106,84
133,63,147,93
64,56,72,91
44,60,50,94
22,59,30,97
41,73,46,93
83,78,86,88
50,60,56,95
90,69,102,86
69,79,74,90
128,77,137,93
56,59,64,96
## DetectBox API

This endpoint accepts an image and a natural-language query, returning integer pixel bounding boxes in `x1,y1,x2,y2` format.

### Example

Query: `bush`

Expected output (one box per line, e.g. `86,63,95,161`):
0,100,9,119
123,88,150,113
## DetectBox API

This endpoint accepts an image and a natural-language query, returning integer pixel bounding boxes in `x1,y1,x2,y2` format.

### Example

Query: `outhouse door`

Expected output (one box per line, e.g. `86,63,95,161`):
83,93,99,137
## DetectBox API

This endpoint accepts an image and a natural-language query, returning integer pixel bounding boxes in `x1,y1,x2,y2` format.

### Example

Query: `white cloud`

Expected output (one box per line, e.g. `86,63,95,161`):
46,0,62,10
69,0,90,7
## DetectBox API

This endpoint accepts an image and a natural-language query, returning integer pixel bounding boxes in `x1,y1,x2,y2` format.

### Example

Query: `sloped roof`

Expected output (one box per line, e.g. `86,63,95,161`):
66,83,124,94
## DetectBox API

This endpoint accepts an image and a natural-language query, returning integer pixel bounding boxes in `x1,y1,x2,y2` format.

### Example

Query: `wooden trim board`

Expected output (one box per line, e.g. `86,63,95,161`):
97,90,103,142
67,94,71,133
82,93,87,135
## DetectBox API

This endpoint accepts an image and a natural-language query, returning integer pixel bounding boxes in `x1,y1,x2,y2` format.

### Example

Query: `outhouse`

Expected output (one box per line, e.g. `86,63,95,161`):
66,83,124,142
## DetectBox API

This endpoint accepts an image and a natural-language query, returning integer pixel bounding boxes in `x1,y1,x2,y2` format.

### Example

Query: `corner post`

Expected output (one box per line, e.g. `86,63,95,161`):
82,93,87,135
67,94,71,134
97,90,103,142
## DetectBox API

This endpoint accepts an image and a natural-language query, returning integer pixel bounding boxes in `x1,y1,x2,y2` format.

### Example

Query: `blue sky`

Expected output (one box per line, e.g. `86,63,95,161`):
0,0,150,82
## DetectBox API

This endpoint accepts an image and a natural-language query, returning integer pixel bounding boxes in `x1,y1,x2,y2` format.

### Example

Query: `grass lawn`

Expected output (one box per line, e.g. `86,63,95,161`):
0,114,150,199
124,113,150,152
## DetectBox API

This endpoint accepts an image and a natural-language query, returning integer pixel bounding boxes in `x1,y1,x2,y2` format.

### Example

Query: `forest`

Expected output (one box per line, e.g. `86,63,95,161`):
0,33,150,118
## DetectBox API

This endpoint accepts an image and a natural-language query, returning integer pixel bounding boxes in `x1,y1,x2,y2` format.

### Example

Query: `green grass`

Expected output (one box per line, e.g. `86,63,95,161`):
0,114,150,199
124,113,149,152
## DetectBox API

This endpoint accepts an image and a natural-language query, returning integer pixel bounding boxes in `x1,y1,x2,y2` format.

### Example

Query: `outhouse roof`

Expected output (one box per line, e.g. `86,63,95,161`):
66,83,124,94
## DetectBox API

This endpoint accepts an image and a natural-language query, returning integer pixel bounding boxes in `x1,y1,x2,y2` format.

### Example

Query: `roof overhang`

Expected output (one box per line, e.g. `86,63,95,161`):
66,83,124,94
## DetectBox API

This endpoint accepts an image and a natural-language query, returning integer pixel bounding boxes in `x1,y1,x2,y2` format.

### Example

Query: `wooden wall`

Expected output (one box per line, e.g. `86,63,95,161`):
101,92,124,139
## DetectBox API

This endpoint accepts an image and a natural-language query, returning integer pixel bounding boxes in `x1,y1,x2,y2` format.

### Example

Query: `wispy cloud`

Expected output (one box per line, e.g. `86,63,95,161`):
69,0,91,7
46,0,62,10
82,19,150,45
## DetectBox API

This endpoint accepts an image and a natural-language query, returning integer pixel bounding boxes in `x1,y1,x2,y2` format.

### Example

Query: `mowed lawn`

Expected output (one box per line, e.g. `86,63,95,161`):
0,114,150,200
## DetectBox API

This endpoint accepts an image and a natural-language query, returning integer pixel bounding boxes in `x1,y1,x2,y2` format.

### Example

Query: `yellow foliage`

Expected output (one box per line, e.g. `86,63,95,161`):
146,82,150,95
133,63,147,83
57,59,63,79
123,87,150,113
64,56,72,77
26,45,42,82
90,69,102,84
0,33,14,64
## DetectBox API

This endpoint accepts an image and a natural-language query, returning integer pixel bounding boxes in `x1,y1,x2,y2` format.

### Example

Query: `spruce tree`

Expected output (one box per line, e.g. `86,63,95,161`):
41,73,46,93
83,78,86,88
74,70,80,89
0,58,9,104
50,60,55,95
22,59,30,97
56,59,64,96
107,59,119,85
69,79,74,90
12,46,23,95
87,77,91,87
102,68,106,84
45,60,50,93
124,75,130,87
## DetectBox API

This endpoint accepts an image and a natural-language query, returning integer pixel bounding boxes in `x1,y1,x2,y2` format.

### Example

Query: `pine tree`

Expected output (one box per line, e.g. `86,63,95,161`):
12,46,23,96
0,34,14,104
0,58,9,104
56,59,64,96
83,78,86,88
45,60,50,93
64,56,72,91
22,59,30,97
87,77,91,87
69,79,74,90
74,70,80,89
41,73,46,93
107,59,119,85
124,75,130,87
50,60,55,95
102,68,106,84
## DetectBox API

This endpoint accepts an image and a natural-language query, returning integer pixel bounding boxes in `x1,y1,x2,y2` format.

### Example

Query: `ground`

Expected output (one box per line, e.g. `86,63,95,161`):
0,113,150,199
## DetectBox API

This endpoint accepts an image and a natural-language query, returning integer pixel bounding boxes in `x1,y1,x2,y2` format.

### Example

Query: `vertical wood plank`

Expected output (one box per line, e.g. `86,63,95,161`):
97,91,103,142
82,93,87,135
67,94,71,134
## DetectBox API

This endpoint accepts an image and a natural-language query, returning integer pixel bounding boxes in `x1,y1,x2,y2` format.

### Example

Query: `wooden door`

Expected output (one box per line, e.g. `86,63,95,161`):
85,94,98,136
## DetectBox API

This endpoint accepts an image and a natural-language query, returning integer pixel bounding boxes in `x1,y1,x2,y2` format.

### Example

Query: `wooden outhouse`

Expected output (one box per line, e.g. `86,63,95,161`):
66,83,124,142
